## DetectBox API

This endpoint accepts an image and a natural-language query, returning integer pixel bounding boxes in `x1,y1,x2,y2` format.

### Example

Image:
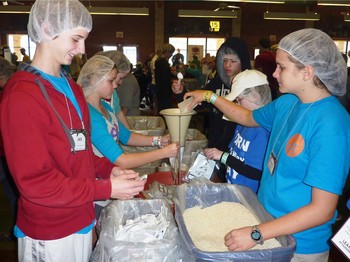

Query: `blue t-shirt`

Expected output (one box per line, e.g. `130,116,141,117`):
88,100,131,163
112,90,121,114
226,125,269,193
253,94,350,254
38,69,82,120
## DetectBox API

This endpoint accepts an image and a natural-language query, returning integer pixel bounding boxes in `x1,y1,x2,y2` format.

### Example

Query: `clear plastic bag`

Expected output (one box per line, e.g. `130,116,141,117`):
184,151,220,182
90,199,193,262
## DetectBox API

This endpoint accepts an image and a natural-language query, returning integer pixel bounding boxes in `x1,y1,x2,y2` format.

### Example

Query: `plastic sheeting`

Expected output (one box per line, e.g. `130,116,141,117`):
173,179,296,262
90,199,192,262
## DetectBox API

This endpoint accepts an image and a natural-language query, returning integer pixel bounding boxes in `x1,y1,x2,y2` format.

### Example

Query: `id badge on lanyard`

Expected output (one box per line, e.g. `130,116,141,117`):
70,129,87,151
267,151,277,175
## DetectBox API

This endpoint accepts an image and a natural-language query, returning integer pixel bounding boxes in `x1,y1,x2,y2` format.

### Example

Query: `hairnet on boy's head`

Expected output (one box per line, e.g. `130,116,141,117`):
240,84,272,107
28,0,92,43
278,28,347,96
77,55,115,98
97,51,131,73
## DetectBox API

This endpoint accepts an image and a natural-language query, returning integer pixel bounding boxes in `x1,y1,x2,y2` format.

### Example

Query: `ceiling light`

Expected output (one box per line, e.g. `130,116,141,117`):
264,11,320,21
345,13,350,22
318,1,350,7
86,7,149,16
2,1,8,6
178,9,238,18
0,5,29,13
207,0,285,4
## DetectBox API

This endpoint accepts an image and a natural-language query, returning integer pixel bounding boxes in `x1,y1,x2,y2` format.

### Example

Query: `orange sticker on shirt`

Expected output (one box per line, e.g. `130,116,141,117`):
286,134,304,157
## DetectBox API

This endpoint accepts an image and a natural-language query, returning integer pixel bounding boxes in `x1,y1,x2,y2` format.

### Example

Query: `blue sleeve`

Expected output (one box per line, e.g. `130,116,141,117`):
118,121,131,145
303,103,350,195
89,105,123,163
253,94,298,132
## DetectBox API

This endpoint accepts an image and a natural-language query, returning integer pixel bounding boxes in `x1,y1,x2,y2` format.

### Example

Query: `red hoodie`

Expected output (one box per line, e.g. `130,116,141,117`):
0,64,114,240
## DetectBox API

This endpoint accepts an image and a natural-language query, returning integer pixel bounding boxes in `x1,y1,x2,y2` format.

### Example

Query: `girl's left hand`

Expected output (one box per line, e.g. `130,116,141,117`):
224,226,257,251
203,148,223,161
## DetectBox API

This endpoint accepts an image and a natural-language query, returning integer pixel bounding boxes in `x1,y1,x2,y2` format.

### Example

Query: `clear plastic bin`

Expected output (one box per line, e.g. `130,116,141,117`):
121,116,166,167
173,181,296,262
127,116,166,136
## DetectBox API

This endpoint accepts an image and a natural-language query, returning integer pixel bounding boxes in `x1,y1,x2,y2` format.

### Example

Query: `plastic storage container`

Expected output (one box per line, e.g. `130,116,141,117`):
126,116,166,136
91,199,192,262
121,116,166,168
173,181,296,262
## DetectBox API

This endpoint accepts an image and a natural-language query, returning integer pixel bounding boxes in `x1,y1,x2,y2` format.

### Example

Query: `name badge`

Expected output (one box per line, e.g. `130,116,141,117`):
267,152,277,175
70,129,87,151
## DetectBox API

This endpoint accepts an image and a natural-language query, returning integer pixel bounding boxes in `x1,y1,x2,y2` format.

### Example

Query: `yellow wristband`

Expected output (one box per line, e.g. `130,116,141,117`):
204,91,212,103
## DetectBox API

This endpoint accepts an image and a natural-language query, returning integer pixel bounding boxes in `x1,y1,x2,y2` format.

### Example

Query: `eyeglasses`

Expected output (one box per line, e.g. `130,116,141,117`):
234,97,244,103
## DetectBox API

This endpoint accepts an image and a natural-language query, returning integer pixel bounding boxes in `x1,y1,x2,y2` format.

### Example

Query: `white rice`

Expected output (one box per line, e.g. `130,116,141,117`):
183,201,281,252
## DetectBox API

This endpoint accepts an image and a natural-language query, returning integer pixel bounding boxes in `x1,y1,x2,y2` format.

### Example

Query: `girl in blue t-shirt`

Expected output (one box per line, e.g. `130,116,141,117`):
184,29,350,262
78,55,180,169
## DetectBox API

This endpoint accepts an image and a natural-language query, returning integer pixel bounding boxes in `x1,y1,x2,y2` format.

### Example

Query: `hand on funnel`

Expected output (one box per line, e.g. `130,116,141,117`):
160,134,171,146
184,90,210,108
161,142,180,158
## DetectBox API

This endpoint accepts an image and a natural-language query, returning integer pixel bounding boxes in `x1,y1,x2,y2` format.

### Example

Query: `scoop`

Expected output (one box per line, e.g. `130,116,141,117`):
178,96,196,113
177,72,184,84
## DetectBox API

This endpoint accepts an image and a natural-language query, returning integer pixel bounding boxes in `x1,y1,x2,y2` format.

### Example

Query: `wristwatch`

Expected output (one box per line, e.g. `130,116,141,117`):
251,225,264,245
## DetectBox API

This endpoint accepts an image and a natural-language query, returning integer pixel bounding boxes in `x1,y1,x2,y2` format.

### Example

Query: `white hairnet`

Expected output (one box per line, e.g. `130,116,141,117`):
240,84,272,107
28,0,92,43
278,28,347,96
97,51,131,73
77,55,115,98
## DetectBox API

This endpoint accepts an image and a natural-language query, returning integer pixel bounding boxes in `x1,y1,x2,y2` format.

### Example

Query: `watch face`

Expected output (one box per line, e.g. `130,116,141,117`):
252,230,261,241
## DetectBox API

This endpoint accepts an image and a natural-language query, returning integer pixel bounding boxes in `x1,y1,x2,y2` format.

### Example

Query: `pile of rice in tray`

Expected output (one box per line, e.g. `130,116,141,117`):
183,201,281,252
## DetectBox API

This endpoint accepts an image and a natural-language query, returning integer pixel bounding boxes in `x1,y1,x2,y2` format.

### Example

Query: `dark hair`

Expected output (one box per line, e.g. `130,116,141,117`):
259,36,271,49
288,53,326,90
0,57,16,80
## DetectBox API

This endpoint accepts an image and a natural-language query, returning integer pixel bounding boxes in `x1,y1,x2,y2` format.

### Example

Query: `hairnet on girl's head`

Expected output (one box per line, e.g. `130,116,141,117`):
77,55,115,98
97,51,131,73
28,0,92,43
278,28,347,96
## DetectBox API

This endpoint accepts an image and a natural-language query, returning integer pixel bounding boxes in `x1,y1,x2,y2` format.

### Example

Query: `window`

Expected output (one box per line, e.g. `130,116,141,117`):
334,40,350,67
102,45,117,51
7,34,35,62
169,37,225,64
123,46,137,67
102,45,137,68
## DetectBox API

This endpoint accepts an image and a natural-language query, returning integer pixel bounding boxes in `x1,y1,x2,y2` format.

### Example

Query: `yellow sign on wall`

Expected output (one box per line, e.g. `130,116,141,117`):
209,21,220,32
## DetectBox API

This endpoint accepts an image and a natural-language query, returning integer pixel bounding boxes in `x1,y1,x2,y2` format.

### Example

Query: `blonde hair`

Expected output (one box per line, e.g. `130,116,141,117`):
77,55,115,98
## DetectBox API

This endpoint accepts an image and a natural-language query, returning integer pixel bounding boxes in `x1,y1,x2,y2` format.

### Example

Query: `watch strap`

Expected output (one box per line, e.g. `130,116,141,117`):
251,225,264,245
